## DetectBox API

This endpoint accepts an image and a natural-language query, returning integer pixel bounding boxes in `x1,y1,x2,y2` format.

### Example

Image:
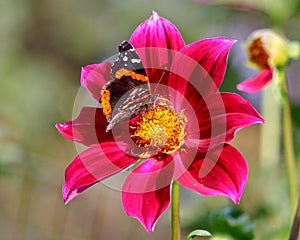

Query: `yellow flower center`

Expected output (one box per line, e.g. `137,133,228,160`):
248,38,269,68
130,98,186,158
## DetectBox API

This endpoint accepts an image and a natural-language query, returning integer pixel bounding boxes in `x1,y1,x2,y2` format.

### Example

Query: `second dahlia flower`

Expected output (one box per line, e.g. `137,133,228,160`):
237,29,300,93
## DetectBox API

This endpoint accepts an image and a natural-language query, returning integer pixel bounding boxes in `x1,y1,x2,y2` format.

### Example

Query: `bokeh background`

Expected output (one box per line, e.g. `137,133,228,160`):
1,0,300,239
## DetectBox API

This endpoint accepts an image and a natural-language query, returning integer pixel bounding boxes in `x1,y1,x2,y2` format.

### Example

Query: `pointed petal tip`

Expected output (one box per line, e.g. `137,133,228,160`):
254,114,265,124
56,122,70,131
55,123,62,130
151,10,160,20
122,158,172,234
55,122,67,135
80,65,95,84
122,200,155,233
232,196,241,204
124,208,157,233
221,180,244,204
210,36,237,45
63,197,70,205
219,37,237,49
233,180,246,204
62,184,71,205
79,62,113,101
232,186,245,204
228,38,237,44
62,183,80,205
55,121,76,142
129,11,185,51
142,220,155,233
127,213,155,233
223,36,236,42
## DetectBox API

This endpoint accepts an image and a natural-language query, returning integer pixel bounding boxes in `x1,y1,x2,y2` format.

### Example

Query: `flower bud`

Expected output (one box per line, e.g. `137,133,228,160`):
245,29,300,69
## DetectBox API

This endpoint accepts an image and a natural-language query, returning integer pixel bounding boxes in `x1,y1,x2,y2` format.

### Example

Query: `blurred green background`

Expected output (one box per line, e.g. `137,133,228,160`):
0,0,300,239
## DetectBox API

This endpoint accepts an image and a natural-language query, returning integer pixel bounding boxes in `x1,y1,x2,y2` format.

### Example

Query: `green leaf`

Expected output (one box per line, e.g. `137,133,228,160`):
187,229,212,240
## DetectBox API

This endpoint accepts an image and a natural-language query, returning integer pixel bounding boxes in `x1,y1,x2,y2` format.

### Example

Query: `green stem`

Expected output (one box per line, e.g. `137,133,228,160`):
171,180,180,240
280,70,298,214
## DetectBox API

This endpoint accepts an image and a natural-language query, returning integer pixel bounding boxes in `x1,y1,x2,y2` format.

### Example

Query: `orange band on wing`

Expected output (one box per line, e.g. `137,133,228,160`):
115,68,148,82
101,89,112,119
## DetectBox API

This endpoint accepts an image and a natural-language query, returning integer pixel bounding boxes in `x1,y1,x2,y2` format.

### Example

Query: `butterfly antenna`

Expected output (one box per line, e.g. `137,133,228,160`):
152,67,167,94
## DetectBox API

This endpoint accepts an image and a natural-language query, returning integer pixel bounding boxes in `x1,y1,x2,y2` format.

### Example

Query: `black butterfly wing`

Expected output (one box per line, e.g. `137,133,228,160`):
111,41,146,77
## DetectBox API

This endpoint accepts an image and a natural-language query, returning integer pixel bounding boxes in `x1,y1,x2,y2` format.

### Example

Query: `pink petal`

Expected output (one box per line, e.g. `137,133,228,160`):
237,68,273,93
169,37,235,101
130,11,184,52
186,92,264,151
177,144,248,203
122,155,174,232
168,72,206,112
56,107,114,146
80,62,112,102
63,142,138,204
130,11,185,86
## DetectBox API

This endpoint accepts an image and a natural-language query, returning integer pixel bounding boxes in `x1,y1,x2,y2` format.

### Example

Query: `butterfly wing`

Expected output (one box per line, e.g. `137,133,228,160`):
111,41,146,77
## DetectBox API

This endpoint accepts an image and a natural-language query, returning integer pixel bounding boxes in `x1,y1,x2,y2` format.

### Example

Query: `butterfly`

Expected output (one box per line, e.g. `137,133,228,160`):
101,41,158,131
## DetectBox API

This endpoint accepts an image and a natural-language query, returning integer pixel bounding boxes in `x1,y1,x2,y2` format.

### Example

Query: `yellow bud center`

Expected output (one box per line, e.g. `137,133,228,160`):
130,99,186,158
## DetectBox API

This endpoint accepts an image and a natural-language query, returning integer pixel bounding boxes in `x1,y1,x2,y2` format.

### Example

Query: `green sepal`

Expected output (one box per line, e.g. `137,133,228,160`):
286,41,300,60
272,67,288,105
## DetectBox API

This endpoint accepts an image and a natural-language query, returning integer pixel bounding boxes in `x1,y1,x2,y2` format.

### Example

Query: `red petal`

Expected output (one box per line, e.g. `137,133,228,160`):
63,142,138,204
56,107,114,146
122,155,174,232
177,144,248,203
169,37,235,101
186,92,264,151
130,11,184,52
237,68,273,93
80,62,112,102
130,11,185,86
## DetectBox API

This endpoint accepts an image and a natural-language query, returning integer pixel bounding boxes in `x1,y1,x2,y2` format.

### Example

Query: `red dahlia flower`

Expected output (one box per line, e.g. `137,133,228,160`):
56,11,264,232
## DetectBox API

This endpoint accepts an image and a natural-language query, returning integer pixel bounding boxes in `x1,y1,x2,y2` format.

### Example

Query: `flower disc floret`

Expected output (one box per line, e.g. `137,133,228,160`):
248,38,269,68
130,98,186,158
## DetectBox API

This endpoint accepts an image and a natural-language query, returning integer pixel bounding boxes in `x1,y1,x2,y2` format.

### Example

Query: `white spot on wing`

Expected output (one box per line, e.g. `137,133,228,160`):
131,59,141,63
123,56,128,62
